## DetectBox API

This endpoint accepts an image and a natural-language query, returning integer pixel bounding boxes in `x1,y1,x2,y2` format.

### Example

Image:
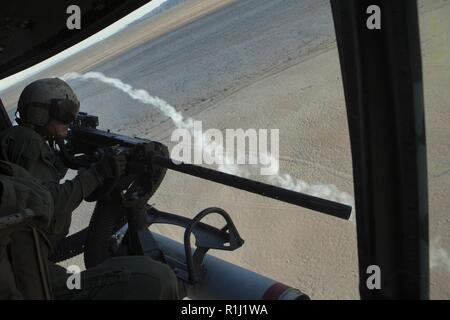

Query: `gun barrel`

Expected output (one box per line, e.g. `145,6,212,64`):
154,156,351,220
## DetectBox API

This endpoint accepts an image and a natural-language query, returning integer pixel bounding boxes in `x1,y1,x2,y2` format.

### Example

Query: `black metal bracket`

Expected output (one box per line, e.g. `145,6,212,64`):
145,206,244,283
109,204,244,284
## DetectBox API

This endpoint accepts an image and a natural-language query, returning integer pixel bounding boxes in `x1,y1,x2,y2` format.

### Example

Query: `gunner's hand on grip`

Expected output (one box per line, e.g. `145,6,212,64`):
95,153,127,180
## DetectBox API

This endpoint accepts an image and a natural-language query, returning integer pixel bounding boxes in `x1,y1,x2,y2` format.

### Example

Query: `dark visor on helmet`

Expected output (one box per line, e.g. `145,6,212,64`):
48,99,80,125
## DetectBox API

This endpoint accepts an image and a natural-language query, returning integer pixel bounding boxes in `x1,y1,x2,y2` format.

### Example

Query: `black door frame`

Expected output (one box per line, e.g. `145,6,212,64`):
331,0,429,299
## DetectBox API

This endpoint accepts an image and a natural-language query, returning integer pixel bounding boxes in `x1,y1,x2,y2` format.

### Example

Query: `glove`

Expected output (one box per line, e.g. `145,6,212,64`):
94,154,127,181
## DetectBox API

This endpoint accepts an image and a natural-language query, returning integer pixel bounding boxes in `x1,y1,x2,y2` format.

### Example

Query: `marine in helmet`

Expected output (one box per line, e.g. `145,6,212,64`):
0,78,180,300
16,77,81,139
2,78,119,245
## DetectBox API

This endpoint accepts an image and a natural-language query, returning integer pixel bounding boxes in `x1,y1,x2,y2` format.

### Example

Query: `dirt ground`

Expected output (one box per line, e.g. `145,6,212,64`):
1,0,448,299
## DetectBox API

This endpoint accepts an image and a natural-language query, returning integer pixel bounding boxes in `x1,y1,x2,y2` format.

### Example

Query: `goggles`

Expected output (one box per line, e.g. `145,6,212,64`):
48,99,80,125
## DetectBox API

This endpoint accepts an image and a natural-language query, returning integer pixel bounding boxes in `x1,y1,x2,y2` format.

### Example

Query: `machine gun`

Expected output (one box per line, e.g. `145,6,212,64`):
63,112,352,218
53,111,352,300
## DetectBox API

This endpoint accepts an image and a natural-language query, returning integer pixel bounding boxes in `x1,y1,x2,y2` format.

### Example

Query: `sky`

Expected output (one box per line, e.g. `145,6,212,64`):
0,0,169,92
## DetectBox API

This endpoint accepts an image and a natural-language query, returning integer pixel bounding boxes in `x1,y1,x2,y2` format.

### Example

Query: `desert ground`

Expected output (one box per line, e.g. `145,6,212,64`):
1,0,449,299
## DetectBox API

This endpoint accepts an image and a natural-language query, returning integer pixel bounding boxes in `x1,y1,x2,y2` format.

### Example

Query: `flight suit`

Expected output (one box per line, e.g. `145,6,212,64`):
0,125,101,247
0,125,180,300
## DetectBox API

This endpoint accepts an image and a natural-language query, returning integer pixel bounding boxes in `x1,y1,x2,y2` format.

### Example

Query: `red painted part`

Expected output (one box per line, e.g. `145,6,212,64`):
262,282,291,300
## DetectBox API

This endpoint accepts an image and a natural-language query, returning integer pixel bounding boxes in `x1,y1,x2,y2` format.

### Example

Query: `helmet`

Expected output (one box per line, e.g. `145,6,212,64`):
16,78,80,127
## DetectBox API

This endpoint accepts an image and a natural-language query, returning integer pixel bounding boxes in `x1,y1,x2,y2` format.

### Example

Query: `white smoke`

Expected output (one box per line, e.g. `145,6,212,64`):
61,71,354,212
430,237,450,272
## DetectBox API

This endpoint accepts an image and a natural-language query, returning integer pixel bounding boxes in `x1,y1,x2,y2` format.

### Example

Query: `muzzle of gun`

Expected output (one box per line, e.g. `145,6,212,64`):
153,156,352,220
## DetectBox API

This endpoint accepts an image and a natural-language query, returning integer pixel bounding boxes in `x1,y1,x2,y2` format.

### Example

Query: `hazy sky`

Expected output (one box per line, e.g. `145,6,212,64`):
0,0,168,91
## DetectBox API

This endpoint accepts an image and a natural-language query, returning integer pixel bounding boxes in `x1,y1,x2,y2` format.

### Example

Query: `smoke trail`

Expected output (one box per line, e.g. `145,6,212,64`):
62,72,245,175
430,237,450,272
62,71,354,211
62,72,190,129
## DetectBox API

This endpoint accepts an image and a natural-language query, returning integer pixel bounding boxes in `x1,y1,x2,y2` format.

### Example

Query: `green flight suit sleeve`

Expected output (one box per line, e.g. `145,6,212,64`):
41,168,102,235
0,126,103,239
